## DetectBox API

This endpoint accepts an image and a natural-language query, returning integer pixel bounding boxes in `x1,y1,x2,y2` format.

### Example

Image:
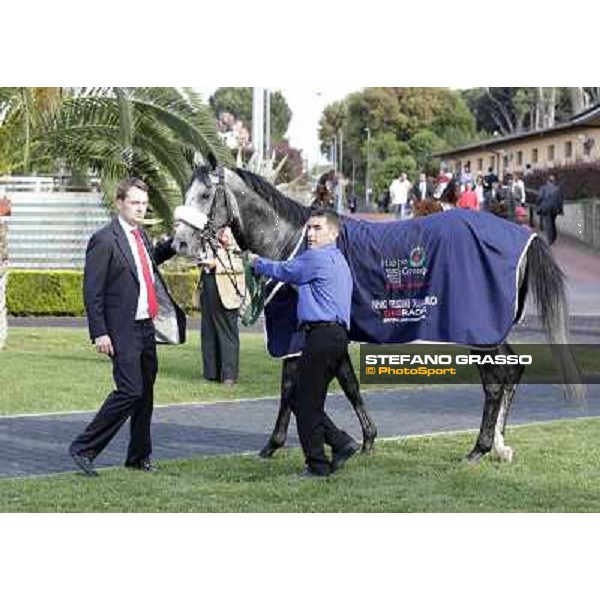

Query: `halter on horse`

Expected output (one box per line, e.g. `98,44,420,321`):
172,159,585,464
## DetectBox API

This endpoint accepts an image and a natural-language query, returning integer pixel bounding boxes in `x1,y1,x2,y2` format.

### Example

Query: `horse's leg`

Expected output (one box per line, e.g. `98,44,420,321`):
336,352,378,454
491,344,525,463
465,349,506,464
258,357,298,459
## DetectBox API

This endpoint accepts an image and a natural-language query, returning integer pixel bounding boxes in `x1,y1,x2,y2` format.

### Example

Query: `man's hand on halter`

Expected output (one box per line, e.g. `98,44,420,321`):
247,252,260,267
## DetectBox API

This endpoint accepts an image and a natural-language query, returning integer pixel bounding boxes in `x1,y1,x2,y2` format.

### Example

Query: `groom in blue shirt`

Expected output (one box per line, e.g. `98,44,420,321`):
250,209,359,477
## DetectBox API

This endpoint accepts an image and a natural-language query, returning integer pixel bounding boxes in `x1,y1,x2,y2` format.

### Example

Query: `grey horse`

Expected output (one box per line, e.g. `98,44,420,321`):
172,159,585,464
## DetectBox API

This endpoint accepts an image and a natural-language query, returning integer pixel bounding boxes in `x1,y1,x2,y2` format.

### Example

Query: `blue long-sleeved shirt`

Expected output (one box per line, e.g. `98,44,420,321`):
255,243,353,329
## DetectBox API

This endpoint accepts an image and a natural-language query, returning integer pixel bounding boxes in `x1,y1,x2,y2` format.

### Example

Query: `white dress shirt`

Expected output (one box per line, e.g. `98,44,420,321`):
118,217,155,320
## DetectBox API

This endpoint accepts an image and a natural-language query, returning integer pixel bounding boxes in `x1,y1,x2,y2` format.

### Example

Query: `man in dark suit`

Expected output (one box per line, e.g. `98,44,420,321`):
536,175,564,246
410,173,434,202
69,178,186,476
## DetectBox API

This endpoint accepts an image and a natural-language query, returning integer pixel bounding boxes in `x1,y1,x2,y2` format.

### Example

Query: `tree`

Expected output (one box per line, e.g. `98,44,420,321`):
318,88,476,197
0,87,231,227
209,88,292,146
408,130,446,173
461,87,600,136
272,140,304,184
0,87,64,172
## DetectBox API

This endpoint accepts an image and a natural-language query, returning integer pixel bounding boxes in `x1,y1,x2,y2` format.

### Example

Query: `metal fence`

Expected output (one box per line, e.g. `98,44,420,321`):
1,176,110,270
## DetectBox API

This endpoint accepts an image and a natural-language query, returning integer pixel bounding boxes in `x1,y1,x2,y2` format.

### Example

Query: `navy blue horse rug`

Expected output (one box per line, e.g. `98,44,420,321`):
264,210,536,358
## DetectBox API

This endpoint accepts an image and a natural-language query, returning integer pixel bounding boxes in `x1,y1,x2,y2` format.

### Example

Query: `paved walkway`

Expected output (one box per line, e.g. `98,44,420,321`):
1,384,599,479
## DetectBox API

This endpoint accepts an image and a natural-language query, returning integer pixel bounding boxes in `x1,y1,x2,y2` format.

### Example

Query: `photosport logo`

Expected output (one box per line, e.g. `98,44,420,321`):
359,344,600,385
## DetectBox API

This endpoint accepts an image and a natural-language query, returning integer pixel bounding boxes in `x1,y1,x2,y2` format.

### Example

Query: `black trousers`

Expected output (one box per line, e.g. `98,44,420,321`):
541,212,558,245
295,324,354,475
200,271,240,382
70,320,158,465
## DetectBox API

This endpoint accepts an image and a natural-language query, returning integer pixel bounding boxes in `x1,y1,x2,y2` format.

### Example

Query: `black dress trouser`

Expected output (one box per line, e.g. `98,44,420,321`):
541,212,558,245
294,324,354,475
200,271,240,382
70,320,158,465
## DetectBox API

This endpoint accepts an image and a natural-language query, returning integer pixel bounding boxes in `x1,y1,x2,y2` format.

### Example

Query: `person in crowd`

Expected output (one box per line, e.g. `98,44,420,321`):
389,172,412,220
460,165,474,191
536,174,564,245
199,227,244,385
410,172,433,203
482,166,499,210
434,168,451,199
347,194,358,214
457,182,480,211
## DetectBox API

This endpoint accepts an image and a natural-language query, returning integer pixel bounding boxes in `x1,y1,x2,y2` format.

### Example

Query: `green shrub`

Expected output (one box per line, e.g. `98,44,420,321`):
7,269,200,316
7,271,85,316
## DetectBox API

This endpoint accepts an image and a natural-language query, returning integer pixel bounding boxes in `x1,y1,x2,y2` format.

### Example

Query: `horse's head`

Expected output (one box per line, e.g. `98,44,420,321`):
172,156,240,259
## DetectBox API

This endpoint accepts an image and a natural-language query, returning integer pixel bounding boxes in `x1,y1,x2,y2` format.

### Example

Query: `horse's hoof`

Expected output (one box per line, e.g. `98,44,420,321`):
463,451,484,465
258,441,284,459
496,446,514,463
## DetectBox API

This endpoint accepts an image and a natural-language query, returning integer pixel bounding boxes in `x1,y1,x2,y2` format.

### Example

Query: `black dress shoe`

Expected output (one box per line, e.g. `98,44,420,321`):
70,450,98,477
126,459,159,472
331,440,360,473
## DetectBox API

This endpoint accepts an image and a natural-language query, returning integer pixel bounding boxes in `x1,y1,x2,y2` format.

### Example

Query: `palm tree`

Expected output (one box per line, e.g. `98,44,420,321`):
0,87,64,173
0,87,232,226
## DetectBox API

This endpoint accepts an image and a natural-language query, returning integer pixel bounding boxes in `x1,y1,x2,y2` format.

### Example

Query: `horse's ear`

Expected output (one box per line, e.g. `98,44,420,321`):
207,151,218,172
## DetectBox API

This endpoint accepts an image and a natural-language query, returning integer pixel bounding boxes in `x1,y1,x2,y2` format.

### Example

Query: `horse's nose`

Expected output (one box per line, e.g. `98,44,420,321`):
179,241,188,253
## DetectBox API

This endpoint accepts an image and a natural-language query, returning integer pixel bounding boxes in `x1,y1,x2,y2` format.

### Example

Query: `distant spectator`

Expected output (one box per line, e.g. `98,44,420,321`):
474,174,485,209
312,170,336,210
482,167,499,209
389,172,412,220
460,165,474,190
377,191,391,213
347,194,358,214
410,172,433,203
513,174,526,206
536,175,564,245
457,182,480,211
515,205,530,228
434,168,451,199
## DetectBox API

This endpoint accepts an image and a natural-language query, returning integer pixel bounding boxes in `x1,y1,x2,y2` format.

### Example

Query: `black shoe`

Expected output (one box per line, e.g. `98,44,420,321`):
298,468,329,479
126,459,159,472
70,450,98,477
331,440,360,473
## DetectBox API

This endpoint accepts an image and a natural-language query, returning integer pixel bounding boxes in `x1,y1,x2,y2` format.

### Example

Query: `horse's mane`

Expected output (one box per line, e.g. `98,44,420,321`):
233,168,310,228
413,198,443,218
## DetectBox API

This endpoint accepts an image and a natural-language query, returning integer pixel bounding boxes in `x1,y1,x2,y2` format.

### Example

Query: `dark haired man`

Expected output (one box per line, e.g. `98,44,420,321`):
249,209,359,477
69,178,185,476
536,174,564,245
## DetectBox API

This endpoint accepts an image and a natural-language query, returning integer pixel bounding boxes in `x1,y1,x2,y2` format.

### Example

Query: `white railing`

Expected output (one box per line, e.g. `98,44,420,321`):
5,189,111,270
0,175,101,194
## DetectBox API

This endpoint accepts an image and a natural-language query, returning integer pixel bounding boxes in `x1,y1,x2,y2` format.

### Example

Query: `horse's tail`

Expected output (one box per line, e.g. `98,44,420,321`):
526,235,587,402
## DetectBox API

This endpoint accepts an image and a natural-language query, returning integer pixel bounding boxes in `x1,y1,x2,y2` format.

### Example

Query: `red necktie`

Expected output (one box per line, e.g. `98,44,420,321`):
131,229,159,319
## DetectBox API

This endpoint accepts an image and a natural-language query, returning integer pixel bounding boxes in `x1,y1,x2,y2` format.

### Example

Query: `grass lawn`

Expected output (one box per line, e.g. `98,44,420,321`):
2,418,600,512
0,327,373,415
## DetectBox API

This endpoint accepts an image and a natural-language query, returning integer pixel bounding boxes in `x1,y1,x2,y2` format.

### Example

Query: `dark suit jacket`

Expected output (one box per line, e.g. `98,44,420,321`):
84,218,186,351
410,181,434,201
536,183,564,216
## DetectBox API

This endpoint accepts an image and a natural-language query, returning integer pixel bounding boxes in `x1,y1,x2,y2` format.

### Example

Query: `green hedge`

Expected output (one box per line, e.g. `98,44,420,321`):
7,270,200,316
